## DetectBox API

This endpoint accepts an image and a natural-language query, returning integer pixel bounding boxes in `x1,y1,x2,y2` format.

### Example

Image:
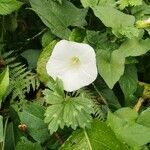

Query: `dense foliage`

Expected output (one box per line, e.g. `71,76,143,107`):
0,0,150,149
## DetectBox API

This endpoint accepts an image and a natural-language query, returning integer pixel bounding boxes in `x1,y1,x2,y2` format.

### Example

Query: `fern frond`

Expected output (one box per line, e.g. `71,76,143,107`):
79,88,107,121
5,63,40,101
1,50,16,65
1,51,40,101
93,101,107,121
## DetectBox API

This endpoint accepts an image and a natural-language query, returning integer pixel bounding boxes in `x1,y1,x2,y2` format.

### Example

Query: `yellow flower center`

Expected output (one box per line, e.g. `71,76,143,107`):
70,56,80,66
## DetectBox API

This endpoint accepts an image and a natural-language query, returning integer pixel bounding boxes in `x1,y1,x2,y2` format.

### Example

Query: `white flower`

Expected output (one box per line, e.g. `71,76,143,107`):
46,40,98,92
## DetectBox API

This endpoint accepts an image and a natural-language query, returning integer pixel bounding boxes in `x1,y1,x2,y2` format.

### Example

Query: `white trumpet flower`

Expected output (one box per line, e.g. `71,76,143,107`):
46,40,97,92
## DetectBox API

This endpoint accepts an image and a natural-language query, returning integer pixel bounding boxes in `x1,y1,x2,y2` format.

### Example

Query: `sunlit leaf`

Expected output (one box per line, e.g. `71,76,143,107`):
37,40,57,84
92,6,139,38
43,80,94,134
61,119,128,150
0,67,9,103
119,65,138,106
0,0,23,15
97,49,125,89
29,0,87,39
107,108,150,147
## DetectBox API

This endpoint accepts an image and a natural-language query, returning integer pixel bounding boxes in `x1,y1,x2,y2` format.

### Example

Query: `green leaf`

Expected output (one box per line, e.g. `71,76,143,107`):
137,108,150,128
81,0,115,8
97,37,150,89
60,119,128,150
107,108,150,147
15,137,42,150
18,102,50,143
85,30,118,51
81,0,99,8
52,0,62,4
92,6,139,38
0,67,9,103
118,38,150,57
4,122,15,150
97,49,125,89
4,64,39,101
119,65,138,106
69,28,86,42
117,0,142,10
114,107,138,122
41,30,56,47
101,88,121,110
0,116,3,143
21,49,41,69
0,0,23,15
55,78,65,98
44,78,65,101
44,84,94,134
29,0,87,39
37,40,57,84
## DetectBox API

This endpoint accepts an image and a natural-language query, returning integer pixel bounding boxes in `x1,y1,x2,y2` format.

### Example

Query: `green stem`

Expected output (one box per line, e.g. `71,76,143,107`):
84,129,92,150
92,83,108,106
2,117,8,150
26,28,47,41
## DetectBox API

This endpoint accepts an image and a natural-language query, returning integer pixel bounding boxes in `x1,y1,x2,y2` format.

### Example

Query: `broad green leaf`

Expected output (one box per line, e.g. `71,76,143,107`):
119,65,138,106
61,119,128,150
0,116,3,143
97,37,150,89
118,38,150,57
4,122,15,150
21,49,41,69
117,0,142,10
37,40,57,84
44,78,65,101
0,67,9,103
29,0,87,39
44,96,94,134
131,2,150,20
107,109,150,147
18,102,49,143
85,30,118,51
15,137,42,150
137,108,150,128
114,107,138,122
0,0,23,15
97,49,125,89
9,104,27,145
81,0,99,7
69,28,86,42
44,84,94,134
92,6,139,38
101,88,121,110
52,0,62,4
55,78,65,98
42,30,56,47
81,0,115,7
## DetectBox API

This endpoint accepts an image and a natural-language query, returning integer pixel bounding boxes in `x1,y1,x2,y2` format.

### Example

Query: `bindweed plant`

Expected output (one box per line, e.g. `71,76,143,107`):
0,0,150,149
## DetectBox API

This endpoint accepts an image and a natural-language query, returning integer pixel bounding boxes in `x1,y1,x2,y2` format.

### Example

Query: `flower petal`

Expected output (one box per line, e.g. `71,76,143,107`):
46,40,98,92
60,63,97,92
